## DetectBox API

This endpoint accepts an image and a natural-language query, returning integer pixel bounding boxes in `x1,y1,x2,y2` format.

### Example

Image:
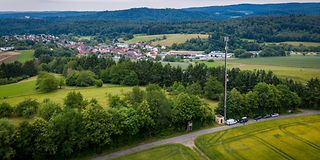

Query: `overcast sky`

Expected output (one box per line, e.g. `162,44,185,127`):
0,0,319,11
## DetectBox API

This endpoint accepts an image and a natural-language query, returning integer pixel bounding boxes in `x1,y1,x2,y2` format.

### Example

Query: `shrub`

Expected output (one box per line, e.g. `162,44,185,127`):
95,79,103,88
15,99,39,118
0,102,13,118
64,91,85,109
39,101,62,121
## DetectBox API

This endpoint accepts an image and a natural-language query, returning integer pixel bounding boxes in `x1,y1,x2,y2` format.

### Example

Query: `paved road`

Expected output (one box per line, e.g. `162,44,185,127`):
91,110,320,160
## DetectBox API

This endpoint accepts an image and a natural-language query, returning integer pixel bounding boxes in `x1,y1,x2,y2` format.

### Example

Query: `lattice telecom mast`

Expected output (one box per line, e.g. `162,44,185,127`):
224,36,229,121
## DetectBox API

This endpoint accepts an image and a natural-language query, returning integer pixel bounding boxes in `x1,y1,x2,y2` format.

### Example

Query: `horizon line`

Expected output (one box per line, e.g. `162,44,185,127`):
0,2,318,12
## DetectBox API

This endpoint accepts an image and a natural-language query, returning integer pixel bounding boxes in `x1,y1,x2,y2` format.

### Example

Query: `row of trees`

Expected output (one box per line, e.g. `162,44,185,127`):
0,60,37,85
215,83,301,119
0,84,213,159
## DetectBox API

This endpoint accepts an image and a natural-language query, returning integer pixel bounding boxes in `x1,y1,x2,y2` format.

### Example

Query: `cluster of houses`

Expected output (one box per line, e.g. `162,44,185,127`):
0,47,14,52
162,51,233,60
2,34,235,60
13,34,59,43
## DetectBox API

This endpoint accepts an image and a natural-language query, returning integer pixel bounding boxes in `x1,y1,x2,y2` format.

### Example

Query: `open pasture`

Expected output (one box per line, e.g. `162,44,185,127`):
0,77,134,106
121,34,208,46
114,144,202,160
280,41,320,47
195,115,320,160
200,55,320,81
0,50,34,63
0,51,20,63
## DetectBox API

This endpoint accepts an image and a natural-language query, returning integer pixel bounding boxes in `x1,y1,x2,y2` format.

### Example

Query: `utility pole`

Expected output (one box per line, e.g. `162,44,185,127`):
224,36,229,122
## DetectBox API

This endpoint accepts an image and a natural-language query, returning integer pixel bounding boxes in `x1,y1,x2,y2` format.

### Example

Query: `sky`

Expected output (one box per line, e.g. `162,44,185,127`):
0,0,319,11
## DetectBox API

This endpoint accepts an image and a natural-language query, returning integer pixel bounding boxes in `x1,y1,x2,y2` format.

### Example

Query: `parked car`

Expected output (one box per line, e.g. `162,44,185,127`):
264,114,272,119
239,117,248,123
254,116,263,121
226,119,237,125
271,113,279,117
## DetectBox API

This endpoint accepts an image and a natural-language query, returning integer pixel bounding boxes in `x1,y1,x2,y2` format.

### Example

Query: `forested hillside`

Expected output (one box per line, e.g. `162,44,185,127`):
1,3,319,20
1,16,319,43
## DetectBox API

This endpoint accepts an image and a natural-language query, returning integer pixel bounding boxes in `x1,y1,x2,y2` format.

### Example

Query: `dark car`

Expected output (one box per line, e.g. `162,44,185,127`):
254,116,263,121
239,117,248,124
264,114,272,119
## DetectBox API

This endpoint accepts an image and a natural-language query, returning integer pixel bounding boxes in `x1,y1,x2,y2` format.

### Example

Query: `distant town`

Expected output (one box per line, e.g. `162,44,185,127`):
0,34,243,61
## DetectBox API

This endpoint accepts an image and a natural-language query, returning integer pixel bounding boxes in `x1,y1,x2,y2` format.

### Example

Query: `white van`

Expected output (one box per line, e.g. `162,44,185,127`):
226,119,237,125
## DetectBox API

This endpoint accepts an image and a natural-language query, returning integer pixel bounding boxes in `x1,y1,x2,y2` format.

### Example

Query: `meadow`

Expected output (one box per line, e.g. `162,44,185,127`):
199,55,320,82
0,50,34,63
280,41,320,47
114,144,202,160
16,50,35,63
120,34,208,46
0,76,134,106
0,76,218,108
195,115,320,160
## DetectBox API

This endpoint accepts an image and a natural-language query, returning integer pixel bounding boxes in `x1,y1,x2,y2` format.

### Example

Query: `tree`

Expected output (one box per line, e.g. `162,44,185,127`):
204,76,224,100
32,118,53,158
245,91,260,117
171,81,185,95
15,99,39,118
100,69,111,83
122,70,139,86
145,84,171,131
186,82,203,96
0,102,13,118
64,92,85,109
216,88,246,120
137,100,155,136
82,105,115,151
253,83,281,114
75,70,97,87
171,93,203,128
108,107,141,141
277,84,301,112
124,87,145,107
303,78,320,109
58,77,65,89
13,121,34,159
48,109,85,157
39,101,62,121
36,72,59,92
0,119,15,160
108,95,128,109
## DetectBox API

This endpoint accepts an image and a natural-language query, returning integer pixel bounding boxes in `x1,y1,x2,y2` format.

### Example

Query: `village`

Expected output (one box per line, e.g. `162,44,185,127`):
1,34,236,61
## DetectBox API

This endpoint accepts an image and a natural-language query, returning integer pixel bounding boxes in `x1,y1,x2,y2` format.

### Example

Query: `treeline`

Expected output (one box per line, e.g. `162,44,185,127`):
43,55,319,109
0,84,212,159
171,35,320,54
0,16,320,43
171,34,261,52
215,83,300,119
0,60,37,85
1,54,319,109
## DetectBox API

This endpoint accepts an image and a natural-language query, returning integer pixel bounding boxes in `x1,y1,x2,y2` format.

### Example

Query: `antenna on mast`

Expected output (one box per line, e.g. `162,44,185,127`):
224,36,229,122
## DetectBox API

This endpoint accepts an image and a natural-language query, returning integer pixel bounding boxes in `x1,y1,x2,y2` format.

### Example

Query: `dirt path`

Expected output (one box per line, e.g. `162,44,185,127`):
91,110,320,160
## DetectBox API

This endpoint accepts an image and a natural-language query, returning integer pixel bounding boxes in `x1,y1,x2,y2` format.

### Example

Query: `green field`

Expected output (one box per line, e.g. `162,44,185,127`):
280,41,320,47
0,76,218,109
121,34,208,46
16,50,35,63
195,115,320,160
75,36,93,41
199,55,320,81
0,77,134,106
114,144,202,160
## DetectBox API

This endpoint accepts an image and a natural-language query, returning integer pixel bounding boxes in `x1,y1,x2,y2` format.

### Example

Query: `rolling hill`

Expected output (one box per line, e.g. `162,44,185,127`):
0,3,319,21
